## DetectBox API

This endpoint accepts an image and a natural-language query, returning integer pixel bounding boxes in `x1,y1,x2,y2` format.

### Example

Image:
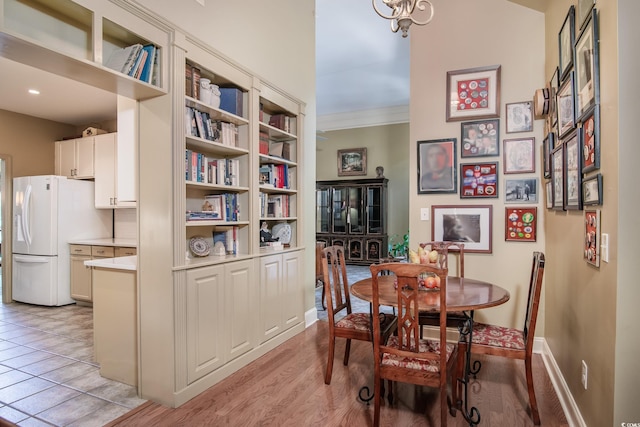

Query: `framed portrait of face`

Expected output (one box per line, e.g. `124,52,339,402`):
506,101,533,133
417,138,457,194
503,137,535,174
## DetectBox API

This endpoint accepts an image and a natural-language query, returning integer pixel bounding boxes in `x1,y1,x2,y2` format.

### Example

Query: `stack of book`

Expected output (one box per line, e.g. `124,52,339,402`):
258,163,290,189
104,43,159,85
259,193,290,218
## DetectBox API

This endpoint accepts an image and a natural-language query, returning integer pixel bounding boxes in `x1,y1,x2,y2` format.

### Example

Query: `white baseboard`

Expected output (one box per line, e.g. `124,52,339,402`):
305,307,319,328
540,338,586,427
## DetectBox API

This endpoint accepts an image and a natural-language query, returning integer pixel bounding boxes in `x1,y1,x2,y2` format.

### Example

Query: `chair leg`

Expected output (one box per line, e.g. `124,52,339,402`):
454,343,466,410
440,381,448,427
525,355,541,425
324,336,335,384
343,339,351,365
373,373,382,427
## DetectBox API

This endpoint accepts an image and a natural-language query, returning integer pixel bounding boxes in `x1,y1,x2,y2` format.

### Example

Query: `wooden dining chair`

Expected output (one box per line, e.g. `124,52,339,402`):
322,245,397,385
456,251,545,425
369,262,458,427
418,242,467,331
315,241,326,310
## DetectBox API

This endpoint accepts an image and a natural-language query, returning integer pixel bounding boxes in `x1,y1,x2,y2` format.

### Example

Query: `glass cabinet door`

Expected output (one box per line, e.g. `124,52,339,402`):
316,187,330,233
332,187,348,233
348,187,364,234
367,185,383,234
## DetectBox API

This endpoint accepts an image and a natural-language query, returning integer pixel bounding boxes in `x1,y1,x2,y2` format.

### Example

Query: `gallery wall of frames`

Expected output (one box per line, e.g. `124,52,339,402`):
417,0,600,262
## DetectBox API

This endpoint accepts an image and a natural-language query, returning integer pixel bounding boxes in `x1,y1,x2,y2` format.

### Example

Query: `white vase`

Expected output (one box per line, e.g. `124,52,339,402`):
199,78,211,104
209,84,221,109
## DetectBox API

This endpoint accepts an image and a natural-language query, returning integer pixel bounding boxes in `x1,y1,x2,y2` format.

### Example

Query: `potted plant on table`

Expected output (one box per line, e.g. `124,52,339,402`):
388,232,409,259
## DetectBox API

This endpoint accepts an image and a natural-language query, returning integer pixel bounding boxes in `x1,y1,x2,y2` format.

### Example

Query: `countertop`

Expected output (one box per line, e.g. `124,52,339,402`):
85,255,137,271
68,238,137,247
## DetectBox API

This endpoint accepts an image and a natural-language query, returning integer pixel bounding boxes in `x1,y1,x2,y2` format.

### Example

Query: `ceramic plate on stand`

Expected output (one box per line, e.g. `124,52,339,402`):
272,223,292,245
189,236,211,257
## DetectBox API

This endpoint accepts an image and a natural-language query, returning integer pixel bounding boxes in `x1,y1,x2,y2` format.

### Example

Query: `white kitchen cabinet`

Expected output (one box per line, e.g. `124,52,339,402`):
185,259,256,384
70,245,92,302
94,132,136,208
258,251,303,344
55,137,95,179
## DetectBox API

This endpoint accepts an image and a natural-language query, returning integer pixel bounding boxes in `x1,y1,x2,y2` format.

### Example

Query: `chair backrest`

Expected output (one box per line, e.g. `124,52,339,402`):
370,262,449,371
321,245,352,325
523,252,545,348
315,241,326,282
419,241,465,277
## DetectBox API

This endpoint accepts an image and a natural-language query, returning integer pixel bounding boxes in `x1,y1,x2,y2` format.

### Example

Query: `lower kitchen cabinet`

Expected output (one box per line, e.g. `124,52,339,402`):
258,251,303,344
185,259,256,384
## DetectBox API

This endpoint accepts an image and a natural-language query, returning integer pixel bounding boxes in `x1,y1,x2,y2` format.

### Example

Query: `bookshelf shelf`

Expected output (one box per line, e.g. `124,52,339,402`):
186,182,250,192
186,220,250,227
259,122,297,141
185,97,249,127
259,186,296,195
259,154,297,167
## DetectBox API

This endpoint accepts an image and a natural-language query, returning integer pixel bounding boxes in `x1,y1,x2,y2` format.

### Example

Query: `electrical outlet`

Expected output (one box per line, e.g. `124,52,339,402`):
581,360,588,389
420,208,430,221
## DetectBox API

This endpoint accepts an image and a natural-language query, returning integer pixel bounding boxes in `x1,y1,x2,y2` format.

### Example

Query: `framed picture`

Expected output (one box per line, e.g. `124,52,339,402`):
506,101,533,133
557,71,577,138
417,138,457,194
505,207,537,242
559,5,575,80
564,130,582,210
543,132,555,179
505,178,538,203
551,143,565,210
431,205,493,253
581,104,600,173
545,180,554,209
337,148,367,176
460,119,500,157
460,162,498,198
503,137,535,174
549,67,560,125
578,0,596,30
582,173,603,206
446,65,501,122
584,209,601,267
575,9,599,121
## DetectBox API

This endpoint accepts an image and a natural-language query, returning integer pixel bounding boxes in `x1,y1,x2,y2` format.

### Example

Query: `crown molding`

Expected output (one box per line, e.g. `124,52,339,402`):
317,105,409,131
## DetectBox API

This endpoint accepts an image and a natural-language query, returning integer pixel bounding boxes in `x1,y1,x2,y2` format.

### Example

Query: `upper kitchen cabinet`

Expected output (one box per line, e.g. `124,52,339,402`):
55,135,95,179
0,0,170,99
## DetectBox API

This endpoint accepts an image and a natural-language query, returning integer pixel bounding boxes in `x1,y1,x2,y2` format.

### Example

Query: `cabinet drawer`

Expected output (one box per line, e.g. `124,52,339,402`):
70,245,92,256
92,246,115,257
115,247,137,257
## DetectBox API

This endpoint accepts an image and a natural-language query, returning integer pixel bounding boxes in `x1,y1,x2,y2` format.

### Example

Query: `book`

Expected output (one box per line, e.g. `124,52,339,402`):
192,66,201,101
127,48,147,77
139,44,156,83
104,43,143,75
219,87,243,116
259,131,269,155
150,48,160,86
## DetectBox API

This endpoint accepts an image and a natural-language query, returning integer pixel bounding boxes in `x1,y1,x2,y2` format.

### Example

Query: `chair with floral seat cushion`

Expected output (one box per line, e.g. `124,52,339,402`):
418,242,467,331
322,245,397,385
456,251,545,425
369,262,458,427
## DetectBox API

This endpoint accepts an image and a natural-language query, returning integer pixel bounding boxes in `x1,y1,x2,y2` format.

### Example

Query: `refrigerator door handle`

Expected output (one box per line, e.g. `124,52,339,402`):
13,255,50,263
23,184,33,246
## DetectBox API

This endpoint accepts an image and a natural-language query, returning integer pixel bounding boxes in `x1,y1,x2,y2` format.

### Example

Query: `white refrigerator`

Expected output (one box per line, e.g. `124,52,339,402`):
12,175,113,306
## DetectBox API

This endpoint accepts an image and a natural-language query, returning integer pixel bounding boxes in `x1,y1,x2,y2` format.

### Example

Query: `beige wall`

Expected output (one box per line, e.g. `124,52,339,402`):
316,123,410,241
0,109,76,177
409,0,546,331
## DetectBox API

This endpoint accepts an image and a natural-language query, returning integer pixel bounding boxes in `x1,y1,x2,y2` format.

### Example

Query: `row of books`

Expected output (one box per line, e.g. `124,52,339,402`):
104,43,159,85
259,163,291,189
204,193,240,221
213,226,238,255
185,150,239,186
185,64,201,100
259,193,291,218
186,106,239,146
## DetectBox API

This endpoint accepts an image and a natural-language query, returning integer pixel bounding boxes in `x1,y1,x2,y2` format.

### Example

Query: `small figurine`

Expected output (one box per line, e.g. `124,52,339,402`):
376,166,385,178
260,222,279,245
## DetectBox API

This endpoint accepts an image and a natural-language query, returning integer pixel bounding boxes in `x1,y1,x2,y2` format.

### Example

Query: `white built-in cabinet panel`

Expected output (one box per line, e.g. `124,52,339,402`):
70,245,92,302
116,96,138,203
94,132,136,208
186,259,256,384
225,260,257,361
258,251,302,344
55,137,95,179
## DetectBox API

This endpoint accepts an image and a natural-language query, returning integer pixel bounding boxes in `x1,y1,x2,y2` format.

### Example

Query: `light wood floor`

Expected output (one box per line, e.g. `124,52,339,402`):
108,321,569,426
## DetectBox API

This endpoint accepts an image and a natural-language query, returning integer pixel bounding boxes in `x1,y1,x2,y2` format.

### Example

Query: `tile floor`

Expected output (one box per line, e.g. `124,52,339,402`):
0,301,146,426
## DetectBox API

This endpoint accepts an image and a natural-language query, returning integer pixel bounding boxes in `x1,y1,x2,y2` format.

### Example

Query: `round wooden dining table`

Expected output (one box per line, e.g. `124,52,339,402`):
350,275,511,312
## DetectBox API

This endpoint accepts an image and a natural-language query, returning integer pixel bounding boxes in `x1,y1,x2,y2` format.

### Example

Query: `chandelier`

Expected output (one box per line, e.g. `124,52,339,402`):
372,0,435,38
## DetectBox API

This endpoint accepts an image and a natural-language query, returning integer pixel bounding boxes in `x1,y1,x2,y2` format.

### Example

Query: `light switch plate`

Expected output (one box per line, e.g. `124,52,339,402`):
420,208,429,221
601,233,609,263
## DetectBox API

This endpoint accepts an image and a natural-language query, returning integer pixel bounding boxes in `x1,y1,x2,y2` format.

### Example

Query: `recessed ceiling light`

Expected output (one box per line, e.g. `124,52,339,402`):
28,89,40,95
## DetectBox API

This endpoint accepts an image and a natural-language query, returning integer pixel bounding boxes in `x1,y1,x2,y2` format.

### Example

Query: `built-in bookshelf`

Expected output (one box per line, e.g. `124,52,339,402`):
258,97,298,250
1,0,168,99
